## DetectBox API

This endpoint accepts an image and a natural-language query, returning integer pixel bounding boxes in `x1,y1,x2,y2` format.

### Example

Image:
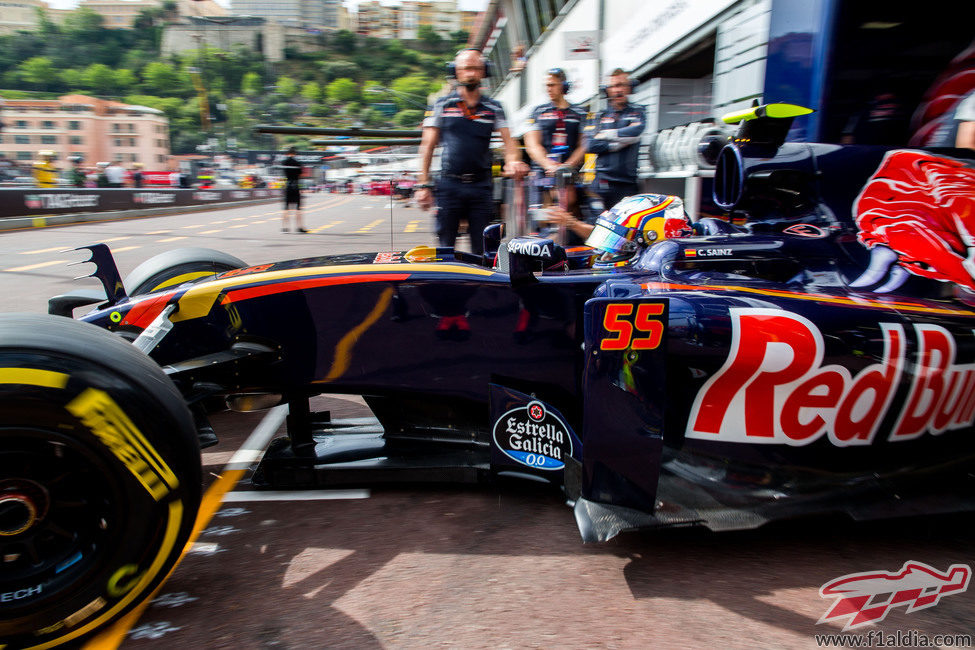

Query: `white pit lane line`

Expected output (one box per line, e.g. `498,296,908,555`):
222,403,371,500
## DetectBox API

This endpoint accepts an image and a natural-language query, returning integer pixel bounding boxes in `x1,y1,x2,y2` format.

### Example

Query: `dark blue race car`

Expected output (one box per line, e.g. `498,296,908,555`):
2,104,975,648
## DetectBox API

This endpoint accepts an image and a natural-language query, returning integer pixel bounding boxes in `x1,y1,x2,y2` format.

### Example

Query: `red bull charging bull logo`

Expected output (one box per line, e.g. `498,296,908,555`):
818,561,971,631
850,150,975,293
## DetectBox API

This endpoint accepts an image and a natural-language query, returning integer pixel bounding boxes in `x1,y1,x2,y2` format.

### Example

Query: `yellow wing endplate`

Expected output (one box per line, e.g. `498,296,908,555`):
721,103,814,125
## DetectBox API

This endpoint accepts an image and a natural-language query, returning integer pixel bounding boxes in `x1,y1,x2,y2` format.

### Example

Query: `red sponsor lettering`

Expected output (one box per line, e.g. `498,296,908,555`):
685,309,932,446
890,324,975,439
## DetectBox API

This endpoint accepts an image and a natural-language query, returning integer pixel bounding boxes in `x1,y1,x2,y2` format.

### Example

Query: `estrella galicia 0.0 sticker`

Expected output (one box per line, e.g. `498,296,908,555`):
492,400,573,471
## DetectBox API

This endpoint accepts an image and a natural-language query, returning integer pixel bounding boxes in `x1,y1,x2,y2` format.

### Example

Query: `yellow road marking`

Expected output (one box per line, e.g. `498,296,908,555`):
356,219,384,233
6,259,68,272
99,237,131,244
21,246,65,255
111,246,140,253
310,220,344,233
230,217,248,221
404,220,420,233
181,224,205,229
200,229,222,234
146,230,170,235
157,236,187,243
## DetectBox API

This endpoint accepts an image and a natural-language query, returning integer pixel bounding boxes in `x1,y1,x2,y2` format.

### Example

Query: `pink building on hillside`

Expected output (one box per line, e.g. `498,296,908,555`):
0,94,171,170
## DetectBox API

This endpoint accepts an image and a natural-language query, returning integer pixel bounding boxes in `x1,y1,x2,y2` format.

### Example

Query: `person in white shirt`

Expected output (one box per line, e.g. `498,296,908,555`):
105,162,125,188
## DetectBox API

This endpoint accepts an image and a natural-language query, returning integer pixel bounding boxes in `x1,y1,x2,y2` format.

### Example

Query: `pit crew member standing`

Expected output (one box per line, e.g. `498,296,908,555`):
416,48,528,255
586,68,647,210
524,68,587,202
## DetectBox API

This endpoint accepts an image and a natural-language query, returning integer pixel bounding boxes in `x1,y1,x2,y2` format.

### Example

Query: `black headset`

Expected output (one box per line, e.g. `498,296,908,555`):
547,68,570,94
446,48,494,79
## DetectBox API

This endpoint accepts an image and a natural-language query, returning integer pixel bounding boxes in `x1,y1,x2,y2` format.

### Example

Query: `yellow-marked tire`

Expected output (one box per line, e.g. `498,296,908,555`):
124,247,247,296
0,314,201,649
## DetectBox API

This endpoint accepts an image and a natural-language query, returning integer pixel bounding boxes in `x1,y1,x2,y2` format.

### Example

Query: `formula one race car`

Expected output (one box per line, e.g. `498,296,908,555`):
3,104,975,647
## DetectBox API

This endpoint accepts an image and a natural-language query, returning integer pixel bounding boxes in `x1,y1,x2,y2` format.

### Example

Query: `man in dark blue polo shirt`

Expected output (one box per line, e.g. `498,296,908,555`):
524,68,587,204
417,48,528,254
586,68,647,210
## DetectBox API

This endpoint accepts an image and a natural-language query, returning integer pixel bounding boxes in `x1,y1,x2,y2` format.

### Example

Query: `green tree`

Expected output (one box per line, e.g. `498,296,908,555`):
63,7,104,35
326,77,360,103
360,107,386,127
17,56,58,89
300,81,321,103
276,75,298,98
418,25,443,51
241,71,262,96
81,63,115,95
142,61,179,95
394,109,424,127
319,60,359,82
333,29,356,54
389,75,433,110
61,68,83,89
115,68,137,94
450,30,469,45
308,103,330,118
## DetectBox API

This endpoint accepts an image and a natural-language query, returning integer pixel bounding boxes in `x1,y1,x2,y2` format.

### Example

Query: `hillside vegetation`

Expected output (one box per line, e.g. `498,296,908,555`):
0,6,465,153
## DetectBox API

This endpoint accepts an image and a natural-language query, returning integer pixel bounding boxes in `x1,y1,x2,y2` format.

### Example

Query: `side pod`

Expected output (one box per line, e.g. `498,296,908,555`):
575,297,668,542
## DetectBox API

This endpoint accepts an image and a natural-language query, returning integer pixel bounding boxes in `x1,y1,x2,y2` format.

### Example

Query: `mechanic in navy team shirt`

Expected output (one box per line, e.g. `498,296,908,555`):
586,68,647,210
416,48,528,254
524,68,588,206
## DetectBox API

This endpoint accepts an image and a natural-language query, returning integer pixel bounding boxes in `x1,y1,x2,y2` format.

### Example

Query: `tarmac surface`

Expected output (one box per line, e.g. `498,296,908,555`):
1,193,973,649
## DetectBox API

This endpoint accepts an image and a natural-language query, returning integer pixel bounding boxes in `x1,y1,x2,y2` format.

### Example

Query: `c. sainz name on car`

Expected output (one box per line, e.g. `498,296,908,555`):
684,248,732,258
686,308,975,446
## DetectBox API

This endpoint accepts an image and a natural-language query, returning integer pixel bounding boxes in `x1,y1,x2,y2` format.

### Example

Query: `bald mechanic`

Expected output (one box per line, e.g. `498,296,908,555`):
416,48,528,254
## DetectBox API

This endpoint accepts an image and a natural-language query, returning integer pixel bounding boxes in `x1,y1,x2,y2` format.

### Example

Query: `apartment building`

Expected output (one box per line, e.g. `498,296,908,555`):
0,0,48,35
229,0,343,28
0,94,170,167
74,0,226,29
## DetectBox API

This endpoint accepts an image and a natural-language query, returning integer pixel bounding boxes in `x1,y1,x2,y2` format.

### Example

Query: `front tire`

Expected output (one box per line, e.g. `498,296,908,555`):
124,247,247,296
0,314,202,648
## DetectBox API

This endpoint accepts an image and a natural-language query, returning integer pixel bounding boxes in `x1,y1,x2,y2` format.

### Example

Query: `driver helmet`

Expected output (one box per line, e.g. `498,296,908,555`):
586,193,691,267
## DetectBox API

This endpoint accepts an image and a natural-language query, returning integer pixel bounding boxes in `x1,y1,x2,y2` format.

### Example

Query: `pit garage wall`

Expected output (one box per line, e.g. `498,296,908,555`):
490,0,774,217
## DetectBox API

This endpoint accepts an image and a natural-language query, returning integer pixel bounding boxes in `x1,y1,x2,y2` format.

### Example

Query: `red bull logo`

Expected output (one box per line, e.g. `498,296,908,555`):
685,309,975,446
851,150,975,293
819,561,971,631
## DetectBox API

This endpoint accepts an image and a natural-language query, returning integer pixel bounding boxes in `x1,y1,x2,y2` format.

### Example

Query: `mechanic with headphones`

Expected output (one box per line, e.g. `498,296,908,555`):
586,67,647,210
524,68,588,192
417,48,528,255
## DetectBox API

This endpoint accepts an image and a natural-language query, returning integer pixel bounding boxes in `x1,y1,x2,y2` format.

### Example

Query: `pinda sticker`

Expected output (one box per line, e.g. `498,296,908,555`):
492,400,573,470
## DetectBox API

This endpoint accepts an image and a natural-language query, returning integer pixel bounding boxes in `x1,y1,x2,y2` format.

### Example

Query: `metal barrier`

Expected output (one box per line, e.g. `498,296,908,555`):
0,187,277,219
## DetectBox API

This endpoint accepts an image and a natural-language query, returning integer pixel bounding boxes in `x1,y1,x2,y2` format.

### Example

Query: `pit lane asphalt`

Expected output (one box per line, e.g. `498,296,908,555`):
1,195,973,649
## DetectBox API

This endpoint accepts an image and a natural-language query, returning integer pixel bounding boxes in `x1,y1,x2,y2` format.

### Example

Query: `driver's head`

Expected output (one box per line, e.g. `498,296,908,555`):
455,49,486,89
586,194,691,267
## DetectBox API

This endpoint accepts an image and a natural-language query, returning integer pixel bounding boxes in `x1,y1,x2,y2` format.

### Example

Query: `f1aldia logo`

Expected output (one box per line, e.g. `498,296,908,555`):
819,561,971,631
493,400,572,471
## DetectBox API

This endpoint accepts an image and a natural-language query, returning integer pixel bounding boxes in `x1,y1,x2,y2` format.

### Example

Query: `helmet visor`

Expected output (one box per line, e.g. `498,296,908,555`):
586,215,638,261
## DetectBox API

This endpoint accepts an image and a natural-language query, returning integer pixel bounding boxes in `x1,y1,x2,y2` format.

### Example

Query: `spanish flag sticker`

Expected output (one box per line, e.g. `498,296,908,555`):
685,249,697,258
